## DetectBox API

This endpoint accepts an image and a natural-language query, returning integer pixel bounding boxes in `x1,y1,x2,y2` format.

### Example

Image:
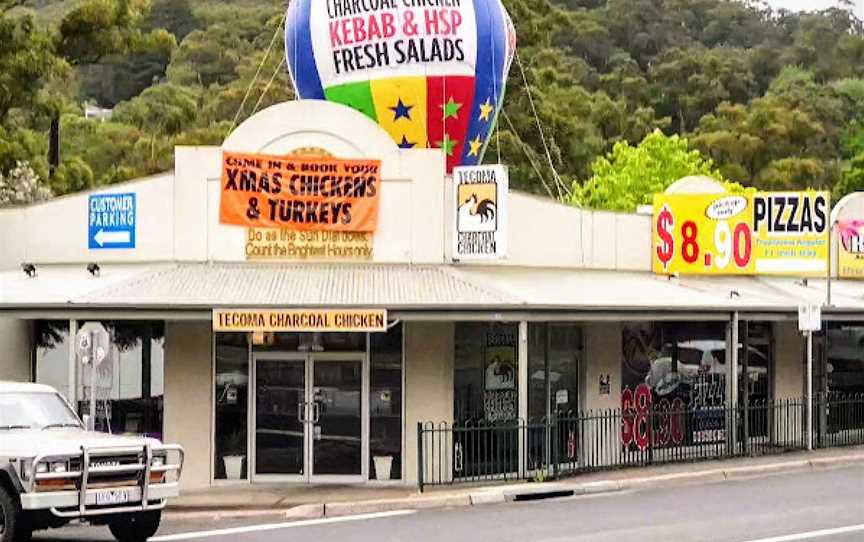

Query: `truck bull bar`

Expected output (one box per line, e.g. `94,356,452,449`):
26,443,184,518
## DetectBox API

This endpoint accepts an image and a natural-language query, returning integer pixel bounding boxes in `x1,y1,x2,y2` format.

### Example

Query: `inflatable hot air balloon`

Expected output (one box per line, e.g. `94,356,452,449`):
285,0,516,173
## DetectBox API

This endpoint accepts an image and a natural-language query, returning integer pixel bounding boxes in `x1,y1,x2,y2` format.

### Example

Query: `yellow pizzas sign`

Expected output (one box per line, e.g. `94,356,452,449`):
213,309,388,333
653,191,830,276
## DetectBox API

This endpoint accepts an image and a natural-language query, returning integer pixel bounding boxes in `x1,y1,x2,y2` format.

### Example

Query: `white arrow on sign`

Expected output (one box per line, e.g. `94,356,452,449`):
94,229,130,247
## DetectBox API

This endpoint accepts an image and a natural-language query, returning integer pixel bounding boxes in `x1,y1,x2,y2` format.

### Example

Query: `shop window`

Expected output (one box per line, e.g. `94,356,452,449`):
77,321,165,439
34,321,72,400
369,324,403,480
454,322,519,479
826,323,864,396
454,322,519,424
622,322,730,405
527,323,582,470
34,321,164,438
622,321,772,405
528,324,582,421
214,333,249,481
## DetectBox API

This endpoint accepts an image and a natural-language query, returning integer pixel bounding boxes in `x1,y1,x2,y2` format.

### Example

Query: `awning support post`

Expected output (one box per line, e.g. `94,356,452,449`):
68,319,78,407
727,312,739,454
518,321,528,477
806,330,813,451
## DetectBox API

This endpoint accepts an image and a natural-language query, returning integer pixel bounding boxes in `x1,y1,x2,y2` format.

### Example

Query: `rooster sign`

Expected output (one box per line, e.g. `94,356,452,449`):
453,165,509,260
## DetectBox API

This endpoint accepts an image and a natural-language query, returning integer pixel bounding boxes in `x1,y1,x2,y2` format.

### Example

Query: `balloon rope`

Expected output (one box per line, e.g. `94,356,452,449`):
501,110,555,200
229,12,287,133
251,53,288,117
515,49,569,200
489,7,501,164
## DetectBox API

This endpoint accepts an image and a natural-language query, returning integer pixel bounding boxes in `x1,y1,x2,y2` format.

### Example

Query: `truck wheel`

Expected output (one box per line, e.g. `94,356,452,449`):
108,511,161,542
0,484,26,542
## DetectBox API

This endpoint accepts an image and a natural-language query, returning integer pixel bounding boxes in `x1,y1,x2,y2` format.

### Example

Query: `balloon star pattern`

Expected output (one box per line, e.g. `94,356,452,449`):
286,0,516,173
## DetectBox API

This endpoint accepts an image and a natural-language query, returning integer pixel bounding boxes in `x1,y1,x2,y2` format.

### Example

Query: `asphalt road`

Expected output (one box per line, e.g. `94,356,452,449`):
35,466,864,542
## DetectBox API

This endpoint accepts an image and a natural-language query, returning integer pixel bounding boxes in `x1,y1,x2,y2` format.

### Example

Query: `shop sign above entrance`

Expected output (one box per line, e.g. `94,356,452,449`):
213,308,388,333
653,191,829,276
452,164,508,261
88,193,136,250
220,151,382,232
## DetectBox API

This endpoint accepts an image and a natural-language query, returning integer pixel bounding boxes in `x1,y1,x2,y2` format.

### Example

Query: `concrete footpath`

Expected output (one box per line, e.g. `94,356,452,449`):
166,446,864,521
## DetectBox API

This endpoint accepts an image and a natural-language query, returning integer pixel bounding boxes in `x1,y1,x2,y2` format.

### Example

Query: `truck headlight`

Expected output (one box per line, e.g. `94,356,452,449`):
35,462,48,474
50,461,68,473
151,455,165,468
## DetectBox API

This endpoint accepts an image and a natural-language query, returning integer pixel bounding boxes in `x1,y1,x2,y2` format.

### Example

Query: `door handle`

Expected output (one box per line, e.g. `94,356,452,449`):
312,402,320,424
297,402,307,423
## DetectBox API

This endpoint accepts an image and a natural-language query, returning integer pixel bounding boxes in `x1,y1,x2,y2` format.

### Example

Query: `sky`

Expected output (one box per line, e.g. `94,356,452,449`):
764,0,863,17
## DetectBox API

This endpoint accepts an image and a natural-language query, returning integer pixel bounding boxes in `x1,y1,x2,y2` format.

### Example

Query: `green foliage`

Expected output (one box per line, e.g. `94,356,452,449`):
55,0,176,66
113,83,198,134
0,14,65,119
835,153,864,201
571,130,725,211
4,0,864,209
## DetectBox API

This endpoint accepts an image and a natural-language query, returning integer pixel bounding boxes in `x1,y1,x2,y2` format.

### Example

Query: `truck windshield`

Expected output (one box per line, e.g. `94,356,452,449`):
0,392,81,430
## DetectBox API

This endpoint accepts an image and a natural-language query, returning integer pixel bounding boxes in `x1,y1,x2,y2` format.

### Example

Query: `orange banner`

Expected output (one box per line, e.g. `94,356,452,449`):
219,151,381,231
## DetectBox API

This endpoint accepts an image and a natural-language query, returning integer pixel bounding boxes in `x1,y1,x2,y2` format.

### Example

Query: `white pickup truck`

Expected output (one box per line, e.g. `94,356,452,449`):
0,382,184,542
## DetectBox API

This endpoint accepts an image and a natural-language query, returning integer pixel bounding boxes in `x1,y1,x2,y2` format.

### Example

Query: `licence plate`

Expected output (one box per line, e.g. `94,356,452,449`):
95,489,131,506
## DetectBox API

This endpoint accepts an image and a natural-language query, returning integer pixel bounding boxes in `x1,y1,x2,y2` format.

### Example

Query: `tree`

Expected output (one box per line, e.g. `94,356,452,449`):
692,96,831,187
55,0,176,67
570,129,725,211
0,14,65,122
835,153,864,201
7,0,864,203
113,83,198,135
0,161,53,207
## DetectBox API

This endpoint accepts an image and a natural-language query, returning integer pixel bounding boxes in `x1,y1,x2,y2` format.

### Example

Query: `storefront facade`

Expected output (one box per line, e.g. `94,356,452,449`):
0,100,860,490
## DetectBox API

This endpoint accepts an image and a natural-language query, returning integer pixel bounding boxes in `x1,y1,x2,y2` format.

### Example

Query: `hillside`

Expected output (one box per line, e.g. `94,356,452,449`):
1,0,864,208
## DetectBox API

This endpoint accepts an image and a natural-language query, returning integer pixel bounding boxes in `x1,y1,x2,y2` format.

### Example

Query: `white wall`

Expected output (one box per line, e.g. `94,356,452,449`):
0,174,175,270
504,192,651,271
0,318,31,381
0,100,657,272
582,322,622,411
775,322,804,399
164,321,212,489
404,322,454,485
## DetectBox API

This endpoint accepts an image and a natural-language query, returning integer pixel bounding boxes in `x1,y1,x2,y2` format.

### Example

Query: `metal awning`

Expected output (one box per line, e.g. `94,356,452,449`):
1,262,862,319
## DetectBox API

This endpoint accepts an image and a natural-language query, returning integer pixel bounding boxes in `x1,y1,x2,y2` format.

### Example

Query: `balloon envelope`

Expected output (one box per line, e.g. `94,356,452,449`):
286,0,515,172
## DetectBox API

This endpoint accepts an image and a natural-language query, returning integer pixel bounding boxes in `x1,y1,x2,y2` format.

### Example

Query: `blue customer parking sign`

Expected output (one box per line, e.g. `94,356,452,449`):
88,193,136,250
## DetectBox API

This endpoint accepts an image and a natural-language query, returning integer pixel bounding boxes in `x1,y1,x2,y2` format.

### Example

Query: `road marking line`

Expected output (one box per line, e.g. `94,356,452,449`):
740,523,864,542
151,510,417,541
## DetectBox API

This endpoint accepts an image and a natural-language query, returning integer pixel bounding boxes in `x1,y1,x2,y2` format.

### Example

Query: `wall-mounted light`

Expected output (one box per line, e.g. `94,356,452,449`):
87,263,101,277
21,263,36,278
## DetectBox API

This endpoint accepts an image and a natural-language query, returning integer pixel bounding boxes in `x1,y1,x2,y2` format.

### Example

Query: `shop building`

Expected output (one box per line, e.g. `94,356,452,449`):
1,100,862,490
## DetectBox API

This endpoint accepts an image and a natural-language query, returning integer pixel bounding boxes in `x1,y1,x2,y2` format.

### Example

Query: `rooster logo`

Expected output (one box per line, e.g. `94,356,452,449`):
457,190,498,232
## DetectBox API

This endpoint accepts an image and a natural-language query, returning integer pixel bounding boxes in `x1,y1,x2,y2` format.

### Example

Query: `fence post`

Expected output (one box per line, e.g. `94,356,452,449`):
552,415,559,479
417,422,424,493
648,405,654,465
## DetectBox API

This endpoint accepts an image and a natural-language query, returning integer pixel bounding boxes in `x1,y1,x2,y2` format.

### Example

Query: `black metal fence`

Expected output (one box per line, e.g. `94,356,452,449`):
815,393,864,449
418,397,817,490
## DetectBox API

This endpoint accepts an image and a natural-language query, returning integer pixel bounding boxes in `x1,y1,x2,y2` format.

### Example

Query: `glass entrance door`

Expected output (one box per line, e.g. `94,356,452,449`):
311,355,365,481
252,352,367,482
253,354,306,481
